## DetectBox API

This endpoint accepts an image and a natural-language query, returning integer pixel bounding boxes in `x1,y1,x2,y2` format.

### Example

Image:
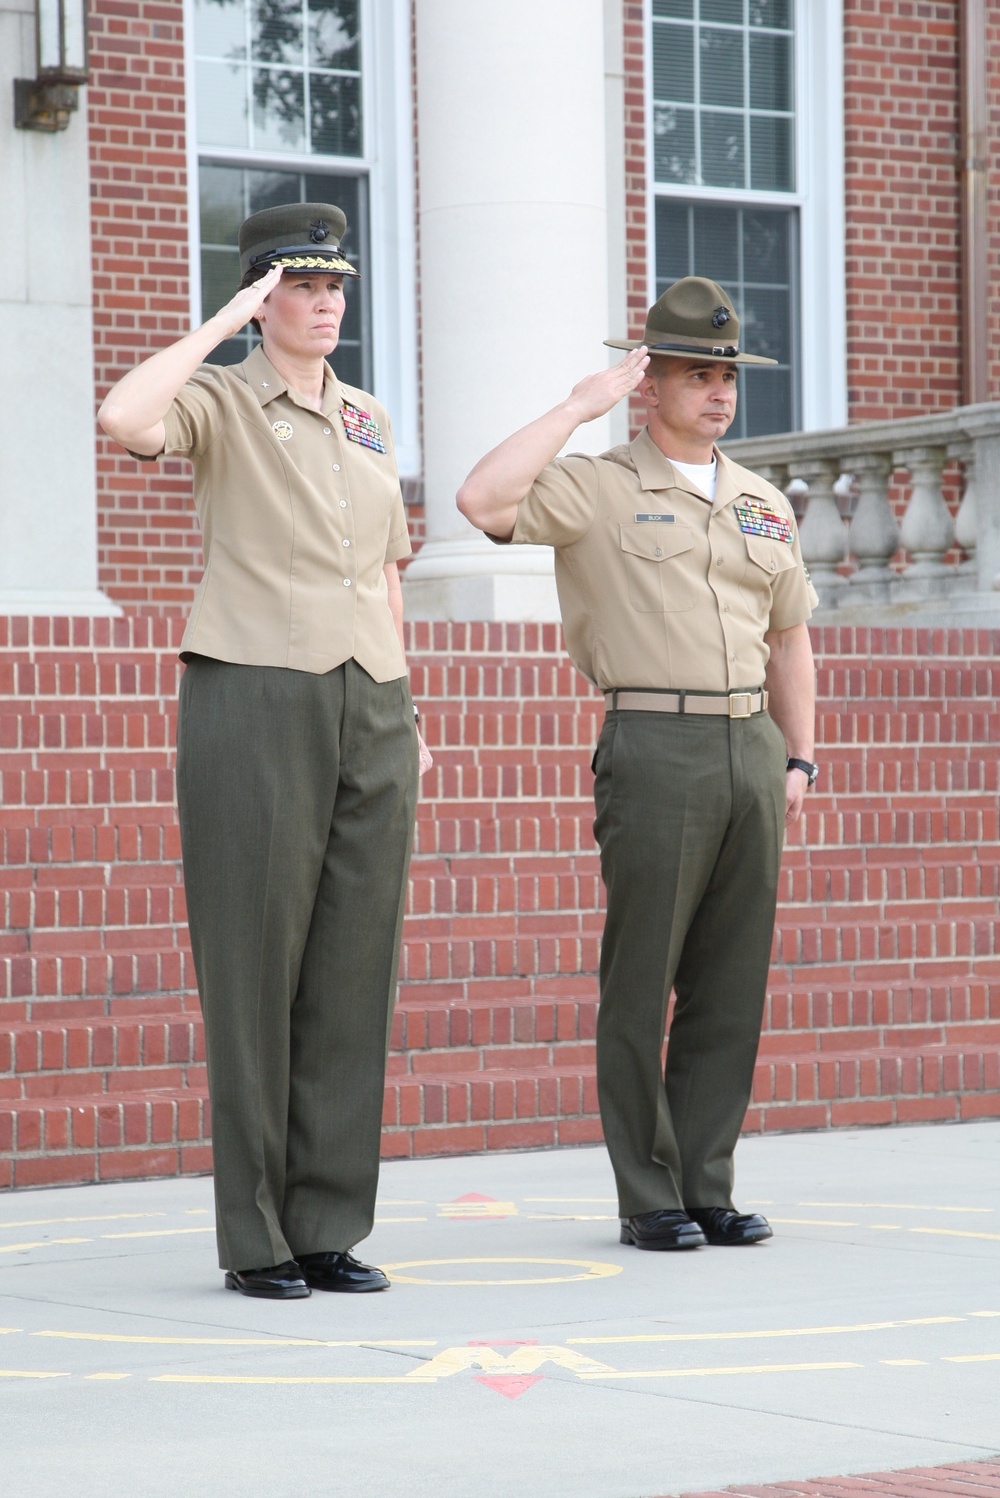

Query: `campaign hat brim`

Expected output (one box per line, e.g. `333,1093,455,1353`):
604,337,777,366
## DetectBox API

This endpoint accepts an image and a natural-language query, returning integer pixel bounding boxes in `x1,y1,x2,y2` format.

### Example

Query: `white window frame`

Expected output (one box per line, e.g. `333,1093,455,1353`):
644,0,846,432
183,0,420,476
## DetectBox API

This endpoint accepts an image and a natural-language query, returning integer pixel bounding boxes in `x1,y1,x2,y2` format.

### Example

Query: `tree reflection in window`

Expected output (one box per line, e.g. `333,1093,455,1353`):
195,0,362,156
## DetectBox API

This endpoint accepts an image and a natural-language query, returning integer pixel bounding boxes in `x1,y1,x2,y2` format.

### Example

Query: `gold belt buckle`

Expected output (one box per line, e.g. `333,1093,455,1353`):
728,692,753,718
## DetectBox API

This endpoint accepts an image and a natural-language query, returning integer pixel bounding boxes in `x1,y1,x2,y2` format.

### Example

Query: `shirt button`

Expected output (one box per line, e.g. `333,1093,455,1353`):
342,538,351,547
332,463,341,472
654,547,663,557
769,560,777,571
323,427,331,435
343,578,352,587
339,499,347,508
716,557,724,566
723,603,730,612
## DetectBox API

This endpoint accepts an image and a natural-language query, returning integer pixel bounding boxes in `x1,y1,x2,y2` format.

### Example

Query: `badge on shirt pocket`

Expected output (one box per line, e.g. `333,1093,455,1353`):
733,499,793,545
271,420,294,441
341,402,386,453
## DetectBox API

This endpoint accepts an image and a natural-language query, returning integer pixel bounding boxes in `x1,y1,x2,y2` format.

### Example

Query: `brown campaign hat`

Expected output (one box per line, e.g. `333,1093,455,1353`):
605,276,777,365
238,202,360,278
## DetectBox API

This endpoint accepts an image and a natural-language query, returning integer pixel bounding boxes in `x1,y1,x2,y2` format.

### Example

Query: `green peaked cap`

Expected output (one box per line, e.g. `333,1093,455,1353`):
239,202,360,279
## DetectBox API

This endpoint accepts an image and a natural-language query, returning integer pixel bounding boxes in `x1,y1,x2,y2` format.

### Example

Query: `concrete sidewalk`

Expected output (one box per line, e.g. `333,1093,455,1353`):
2,1121,999,1498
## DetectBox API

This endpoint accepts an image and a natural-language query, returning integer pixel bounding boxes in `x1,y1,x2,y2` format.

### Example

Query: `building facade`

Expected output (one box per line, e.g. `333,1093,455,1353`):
2,1,999,1185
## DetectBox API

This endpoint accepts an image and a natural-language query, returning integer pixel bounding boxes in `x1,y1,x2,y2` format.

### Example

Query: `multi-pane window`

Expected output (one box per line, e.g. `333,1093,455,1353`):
652,0,799,436
652,0,794,192
193,0,371,387
656,201,797,438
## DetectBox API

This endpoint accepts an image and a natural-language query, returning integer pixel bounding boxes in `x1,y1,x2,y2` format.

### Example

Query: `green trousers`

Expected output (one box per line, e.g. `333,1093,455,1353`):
592,706,786,1217
176,656,418,1271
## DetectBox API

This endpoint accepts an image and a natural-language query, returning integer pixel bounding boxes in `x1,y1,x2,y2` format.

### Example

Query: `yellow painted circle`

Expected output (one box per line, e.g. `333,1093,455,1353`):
380,1257,623,1286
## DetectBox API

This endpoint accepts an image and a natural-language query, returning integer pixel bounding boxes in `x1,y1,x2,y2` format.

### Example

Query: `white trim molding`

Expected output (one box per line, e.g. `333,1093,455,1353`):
797,0,846,431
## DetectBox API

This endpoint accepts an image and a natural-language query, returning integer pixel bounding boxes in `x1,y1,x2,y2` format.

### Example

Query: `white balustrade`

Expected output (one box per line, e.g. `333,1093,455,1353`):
722,402,1000,616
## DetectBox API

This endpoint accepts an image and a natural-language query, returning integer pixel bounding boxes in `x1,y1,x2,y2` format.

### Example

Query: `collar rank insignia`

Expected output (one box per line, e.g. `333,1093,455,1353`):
341,401,386,453
733,499,793,545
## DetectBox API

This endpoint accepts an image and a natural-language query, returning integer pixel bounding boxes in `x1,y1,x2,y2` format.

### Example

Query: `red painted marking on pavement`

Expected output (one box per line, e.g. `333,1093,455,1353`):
475,1375,542,1400
668,1456,1000,1496
453,1193,496,1202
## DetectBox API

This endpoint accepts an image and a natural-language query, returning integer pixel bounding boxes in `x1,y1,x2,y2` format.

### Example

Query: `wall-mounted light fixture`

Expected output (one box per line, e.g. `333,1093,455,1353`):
14,0,89,132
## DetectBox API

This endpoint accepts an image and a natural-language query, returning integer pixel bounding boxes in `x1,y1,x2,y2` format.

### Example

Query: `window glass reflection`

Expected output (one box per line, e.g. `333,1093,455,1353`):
652,0,794,191
195,0,363,156
656,199,799,437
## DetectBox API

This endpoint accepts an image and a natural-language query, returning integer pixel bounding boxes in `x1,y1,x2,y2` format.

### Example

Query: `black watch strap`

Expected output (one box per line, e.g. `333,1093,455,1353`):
786,757,818,787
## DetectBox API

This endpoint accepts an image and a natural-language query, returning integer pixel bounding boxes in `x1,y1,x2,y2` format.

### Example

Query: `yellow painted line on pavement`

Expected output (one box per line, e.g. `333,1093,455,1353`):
33,1331,436,1347
0,1370,70,1379
0,1238,92,1254
969,1311,1000,1317
905,1226,1000,1243
152,1374,435,1385
382,1257,622,1286
101,1228,215,1241
85,1373,131,1380
881,1359,927,1366
943,1352,1000,1363
768,1218,859,1228
526,1214,617,1222
0,1213,168,1230
752,1219,1000,1242
0,1329,22,1336
578,1361,861,1380
569,1315,965,1346
801,1201,993,1214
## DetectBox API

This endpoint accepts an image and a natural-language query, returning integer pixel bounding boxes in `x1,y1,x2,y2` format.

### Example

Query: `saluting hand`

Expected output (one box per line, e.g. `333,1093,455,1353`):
209,263,284,340
564,347,650,425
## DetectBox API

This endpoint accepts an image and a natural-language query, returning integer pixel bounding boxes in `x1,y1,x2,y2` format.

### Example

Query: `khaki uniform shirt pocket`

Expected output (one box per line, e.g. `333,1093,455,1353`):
739,532,799,620
618,522,696,613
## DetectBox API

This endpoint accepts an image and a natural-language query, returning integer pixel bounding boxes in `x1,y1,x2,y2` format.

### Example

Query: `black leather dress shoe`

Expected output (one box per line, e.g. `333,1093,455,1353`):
685,1207,773,1245
298,1250,390,1292
224,1261,311,1298
619,1209,707,1250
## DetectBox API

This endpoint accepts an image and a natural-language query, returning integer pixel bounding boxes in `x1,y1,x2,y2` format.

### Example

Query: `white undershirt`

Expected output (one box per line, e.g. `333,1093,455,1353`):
668,456,718,501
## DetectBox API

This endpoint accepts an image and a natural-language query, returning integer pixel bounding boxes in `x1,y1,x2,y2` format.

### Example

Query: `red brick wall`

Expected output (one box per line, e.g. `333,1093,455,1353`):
3,620,999,1185
623,0,648,437
88,0,204,614
843,2,968,421
987,8,1000,402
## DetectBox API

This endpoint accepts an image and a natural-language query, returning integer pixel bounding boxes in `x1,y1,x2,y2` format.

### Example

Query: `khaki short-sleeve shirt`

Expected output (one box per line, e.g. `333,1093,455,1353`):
509,428,817,692
139,345,410,679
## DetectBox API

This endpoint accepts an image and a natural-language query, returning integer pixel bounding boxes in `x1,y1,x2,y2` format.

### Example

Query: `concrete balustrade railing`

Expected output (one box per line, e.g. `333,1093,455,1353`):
723,403,1000,616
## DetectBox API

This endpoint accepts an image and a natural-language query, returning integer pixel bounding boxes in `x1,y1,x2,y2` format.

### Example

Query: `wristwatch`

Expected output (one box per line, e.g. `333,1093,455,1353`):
786,757,819,787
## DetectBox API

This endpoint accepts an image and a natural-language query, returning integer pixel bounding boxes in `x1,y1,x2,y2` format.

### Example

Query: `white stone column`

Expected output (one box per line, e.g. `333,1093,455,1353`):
0,0,118,617
404,0,612,621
